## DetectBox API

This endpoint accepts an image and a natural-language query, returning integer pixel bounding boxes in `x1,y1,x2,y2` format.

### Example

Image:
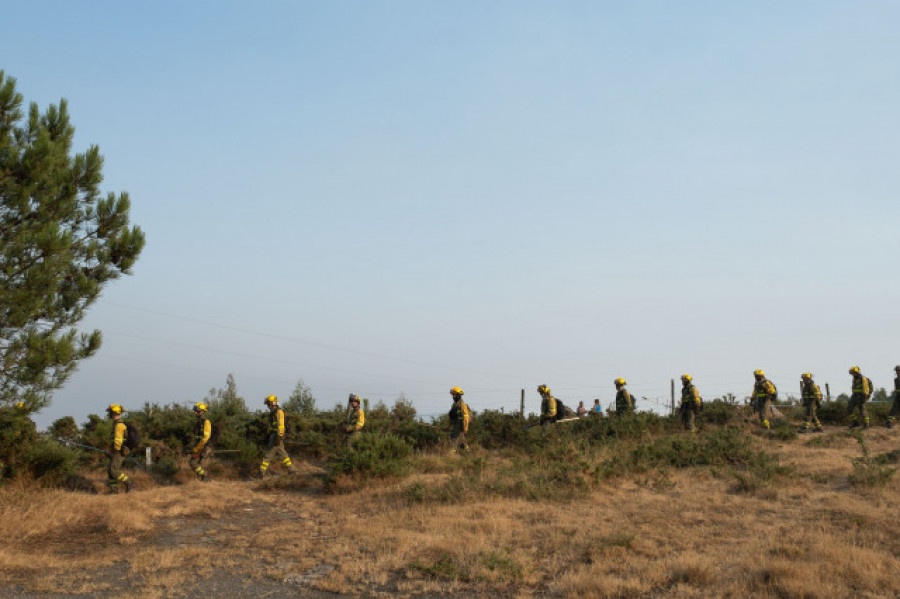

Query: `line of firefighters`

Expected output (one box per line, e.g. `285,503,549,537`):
101,365,900,492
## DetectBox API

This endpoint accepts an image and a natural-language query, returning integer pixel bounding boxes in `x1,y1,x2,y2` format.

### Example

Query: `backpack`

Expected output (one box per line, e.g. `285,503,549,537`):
770,382,778,401
866,377,875,398
209,422,220,445
554,400,576,421
124,422,142,450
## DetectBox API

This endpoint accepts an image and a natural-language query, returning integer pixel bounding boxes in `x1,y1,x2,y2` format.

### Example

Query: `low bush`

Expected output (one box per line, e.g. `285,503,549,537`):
597,428,791,486
697,400,742,426
0,405,39,478
848,433,897,488
25,437,80,487
327,432,413,484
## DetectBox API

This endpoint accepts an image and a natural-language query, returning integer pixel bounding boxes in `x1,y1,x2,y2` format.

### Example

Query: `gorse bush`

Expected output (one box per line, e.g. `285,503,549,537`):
327,432,413,481
25,438,80,484
471,410,527,449
596,427,791,488
697,400,741,426
0,405,39,478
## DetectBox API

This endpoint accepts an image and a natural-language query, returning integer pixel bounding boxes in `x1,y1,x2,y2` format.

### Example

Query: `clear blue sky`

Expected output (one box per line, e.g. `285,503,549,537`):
3,2,899,428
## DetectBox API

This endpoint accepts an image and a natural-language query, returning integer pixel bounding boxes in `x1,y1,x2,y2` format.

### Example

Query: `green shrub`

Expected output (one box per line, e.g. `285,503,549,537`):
48,416,79,442
698,400,741,426
151,457,181,478
848,433,897,487
478,550,523,580
327,432,412,482
597,428,791,486
411,552,471,582
471,410,527,449
25,438,80,487
79,414,113,455
770,422,797,441
0,405,39,478
816,400,849,425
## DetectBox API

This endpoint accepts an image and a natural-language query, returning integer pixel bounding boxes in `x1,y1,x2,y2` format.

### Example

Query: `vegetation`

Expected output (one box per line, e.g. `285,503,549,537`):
0,71,145,410
1,403,898,598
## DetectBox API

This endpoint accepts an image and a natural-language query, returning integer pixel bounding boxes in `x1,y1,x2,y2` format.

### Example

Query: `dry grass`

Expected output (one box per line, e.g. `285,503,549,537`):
1,427,898,597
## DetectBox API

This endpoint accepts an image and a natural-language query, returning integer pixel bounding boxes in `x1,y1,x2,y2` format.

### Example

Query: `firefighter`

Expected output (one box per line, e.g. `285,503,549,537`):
344,394,365,446
448,387,470,452
106,404,132,493
614,378,633,415
752,370,777,429
888,365,900,428
847,366,871,429
189,402,212,480
259,395,294,476
680,374,701,432
537,384,556,426
799,373,823,433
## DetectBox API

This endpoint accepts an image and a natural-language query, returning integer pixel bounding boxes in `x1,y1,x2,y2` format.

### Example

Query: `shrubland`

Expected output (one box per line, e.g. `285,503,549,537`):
1,395,899,597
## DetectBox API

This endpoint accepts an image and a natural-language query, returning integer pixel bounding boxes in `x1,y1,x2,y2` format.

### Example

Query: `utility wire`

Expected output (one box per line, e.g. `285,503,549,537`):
106,301,533,382
104,330,452,387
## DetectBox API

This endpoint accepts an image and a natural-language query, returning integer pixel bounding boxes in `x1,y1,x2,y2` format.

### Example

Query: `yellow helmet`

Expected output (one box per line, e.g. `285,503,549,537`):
754,369,764,377
193,402,208,413
801,373,812,380
14,401,26,410
107,404,124,415
849,366,860,375
614,378,626,386
537,384,549,395
348,393,360,403
450,387,464,396
264,394,278,405
681,374,692,382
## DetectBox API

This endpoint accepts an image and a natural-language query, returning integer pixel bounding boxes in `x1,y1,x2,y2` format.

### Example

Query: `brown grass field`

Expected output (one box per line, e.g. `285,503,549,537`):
1,425,899,598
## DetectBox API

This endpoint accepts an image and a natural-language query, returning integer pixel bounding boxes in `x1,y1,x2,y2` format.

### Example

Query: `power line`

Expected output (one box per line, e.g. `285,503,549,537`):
104,329,451,387
106,301,533,382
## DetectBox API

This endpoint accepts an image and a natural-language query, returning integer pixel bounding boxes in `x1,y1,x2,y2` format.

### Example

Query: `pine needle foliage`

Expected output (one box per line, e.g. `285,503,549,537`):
0,71,145,409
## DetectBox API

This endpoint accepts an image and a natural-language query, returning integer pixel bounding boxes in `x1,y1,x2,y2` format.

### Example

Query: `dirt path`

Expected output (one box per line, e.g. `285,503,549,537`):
1,474,358,598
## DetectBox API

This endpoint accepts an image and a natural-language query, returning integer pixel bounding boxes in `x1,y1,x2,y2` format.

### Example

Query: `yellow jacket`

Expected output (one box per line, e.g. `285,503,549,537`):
753,379,776,399
450,399,470,432
851,374,871,397
113,421,127,452
346,406,365,432
269,407,285,438
193,418,211,453
801,381,822,402
541,394,557,419
681,383,701,406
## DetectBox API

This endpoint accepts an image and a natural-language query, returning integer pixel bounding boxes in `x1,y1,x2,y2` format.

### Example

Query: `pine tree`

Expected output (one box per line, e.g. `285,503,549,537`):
285,378,316,415
0,72,145,409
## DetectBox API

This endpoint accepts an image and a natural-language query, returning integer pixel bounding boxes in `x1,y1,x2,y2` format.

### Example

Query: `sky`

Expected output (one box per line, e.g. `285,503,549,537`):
2,2,899,429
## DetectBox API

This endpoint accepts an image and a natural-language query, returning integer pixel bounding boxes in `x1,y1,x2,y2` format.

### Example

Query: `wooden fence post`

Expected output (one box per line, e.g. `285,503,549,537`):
670,379,675,415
